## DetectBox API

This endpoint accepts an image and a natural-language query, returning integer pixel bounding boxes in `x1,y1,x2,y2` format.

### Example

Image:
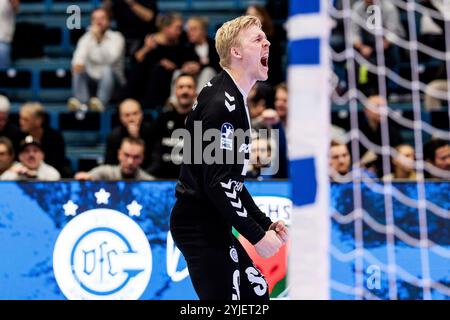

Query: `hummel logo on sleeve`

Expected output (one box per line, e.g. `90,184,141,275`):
220,179,247,217
225,91,236,112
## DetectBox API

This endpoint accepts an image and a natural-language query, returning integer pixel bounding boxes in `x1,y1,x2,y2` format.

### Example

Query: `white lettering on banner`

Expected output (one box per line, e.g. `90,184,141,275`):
166,231,189,282
254,196,292,226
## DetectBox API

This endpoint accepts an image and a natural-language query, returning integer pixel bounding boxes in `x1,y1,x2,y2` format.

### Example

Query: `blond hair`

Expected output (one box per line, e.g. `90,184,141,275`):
20,102,45,119
215,15,262,68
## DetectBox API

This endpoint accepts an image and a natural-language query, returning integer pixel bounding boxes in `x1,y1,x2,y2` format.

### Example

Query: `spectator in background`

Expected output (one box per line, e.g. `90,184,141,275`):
248,82,289,178
19,102,71,177
69,8,125,112
352,0,405,94
0,0,19,68
424,138,450,179
246,4,284,86
168,16,220,99
103,0,158,56
105,98,153,168
274,82,288,128
0,94,25,155
126,12,198,109
1,135,60,181
75,137,154,180
247,131,273,179
147,73,196,178
358,95,403,177
0,136,14,176
384,144,416,180
329,140,376,182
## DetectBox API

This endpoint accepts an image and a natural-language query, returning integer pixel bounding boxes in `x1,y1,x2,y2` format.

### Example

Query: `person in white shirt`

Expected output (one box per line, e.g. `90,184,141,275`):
0,135,60,181
69,7,125,112
0,0,19,68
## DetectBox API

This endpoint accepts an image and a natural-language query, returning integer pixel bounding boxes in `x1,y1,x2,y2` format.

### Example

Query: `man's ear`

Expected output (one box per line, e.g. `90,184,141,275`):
231,47,242,59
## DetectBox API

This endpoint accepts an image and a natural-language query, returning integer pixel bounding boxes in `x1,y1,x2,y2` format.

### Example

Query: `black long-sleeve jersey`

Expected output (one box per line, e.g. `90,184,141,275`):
174,71,272,245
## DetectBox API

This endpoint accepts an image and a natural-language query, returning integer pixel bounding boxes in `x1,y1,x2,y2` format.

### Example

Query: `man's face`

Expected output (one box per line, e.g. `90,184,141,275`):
175,76,197,111
250,138,271,169
364,96,386,125
165,18,183,42
274,88,288,120
119,100,143,128
91,9,110,33
434,145,450,171
0,111,8,131
236,25,270,82
118,142,144,176
186,19,205,44
329,145,351,175
0,144,13,172
393,145,415,172
19,145,43,170
19,110,40,133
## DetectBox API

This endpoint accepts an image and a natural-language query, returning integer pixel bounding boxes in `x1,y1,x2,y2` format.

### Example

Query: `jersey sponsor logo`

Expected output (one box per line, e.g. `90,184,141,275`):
245,266,268,296
229,247,239,263
225,91,236,112
220,122,234,150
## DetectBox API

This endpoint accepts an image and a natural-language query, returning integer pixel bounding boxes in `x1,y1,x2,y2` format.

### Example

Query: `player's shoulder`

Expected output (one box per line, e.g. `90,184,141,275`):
195,71,240,117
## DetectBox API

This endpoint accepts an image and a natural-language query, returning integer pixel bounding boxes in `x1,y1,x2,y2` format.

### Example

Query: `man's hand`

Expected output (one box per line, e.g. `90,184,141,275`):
260,109,280,126
269,220,289,244
74,172,93,181
254,230,282,258
72,64,85,74
160,58,177,71
360,45,373,58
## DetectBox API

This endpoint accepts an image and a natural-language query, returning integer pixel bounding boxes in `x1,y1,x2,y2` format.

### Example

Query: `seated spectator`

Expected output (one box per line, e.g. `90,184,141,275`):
105,99,153,168
1,135,60,181
358,95,404,177
68,7,125,112
75,137,154,180
0,0,19,68
424,138,450,179
0,94,25,155
126,12,198,109
247,81,274,127
147,73,196,178
168,16,220,101
384,144,416,180
352,0,405,94
0,136,14,176
246,4,284,86
103,0,158,56
329,140,376,182
247,134,273,179
274,82,288,128
424,79,448,111
19,102,71,177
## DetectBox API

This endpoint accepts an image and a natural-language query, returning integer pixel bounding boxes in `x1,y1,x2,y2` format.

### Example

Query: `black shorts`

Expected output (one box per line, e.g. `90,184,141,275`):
170,197,270,300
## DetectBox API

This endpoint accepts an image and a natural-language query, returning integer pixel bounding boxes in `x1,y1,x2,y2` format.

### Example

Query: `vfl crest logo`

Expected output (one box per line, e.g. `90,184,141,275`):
220,122,234,151
53,207,152,300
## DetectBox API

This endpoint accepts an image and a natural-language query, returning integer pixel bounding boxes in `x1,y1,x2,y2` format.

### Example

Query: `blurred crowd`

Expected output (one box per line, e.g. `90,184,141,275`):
0,0,448,182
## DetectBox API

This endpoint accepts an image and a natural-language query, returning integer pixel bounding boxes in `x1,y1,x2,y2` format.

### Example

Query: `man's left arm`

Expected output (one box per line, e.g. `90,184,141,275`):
240,185,289,243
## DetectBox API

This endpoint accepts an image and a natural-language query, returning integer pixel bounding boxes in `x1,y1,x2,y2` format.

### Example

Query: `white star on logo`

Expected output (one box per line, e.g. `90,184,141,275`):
95,188,110,205
63,200,78,216
127,200,142,217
